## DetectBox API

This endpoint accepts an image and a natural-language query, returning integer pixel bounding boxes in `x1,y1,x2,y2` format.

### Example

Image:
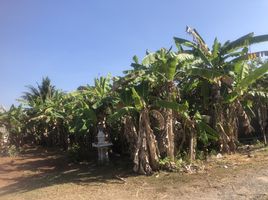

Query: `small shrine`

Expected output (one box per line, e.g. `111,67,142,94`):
92,122,112,163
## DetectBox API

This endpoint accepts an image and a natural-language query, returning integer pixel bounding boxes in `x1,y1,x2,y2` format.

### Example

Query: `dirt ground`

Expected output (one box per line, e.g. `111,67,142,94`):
0,146,267,200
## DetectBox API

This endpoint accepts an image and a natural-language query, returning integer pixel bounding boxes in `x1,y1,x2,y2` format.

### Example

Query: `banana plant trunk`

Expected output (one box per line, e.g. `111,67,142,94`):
189,128,197,161
133,108,160,175
236,101,254,135
211,83,231,153
124,116,138,159
165,108,175,161
257,105,267,146
164,81,176,161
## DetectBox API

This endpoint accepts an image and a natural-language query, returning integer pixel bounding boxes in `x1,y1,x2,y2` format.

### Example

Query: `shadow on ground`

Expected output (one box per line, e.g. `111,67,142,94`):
0,146,134,196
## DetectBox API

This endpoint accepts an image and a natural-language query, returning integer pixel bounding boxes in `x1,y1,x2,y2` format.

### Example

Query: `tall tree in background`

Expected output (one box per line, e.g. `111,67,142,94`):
22,76,56,103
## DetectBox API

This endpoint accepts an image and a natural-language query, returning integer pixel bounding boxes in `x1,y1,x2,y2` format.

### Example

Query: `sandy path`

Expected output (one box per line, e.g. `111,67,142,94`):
0,147,267,200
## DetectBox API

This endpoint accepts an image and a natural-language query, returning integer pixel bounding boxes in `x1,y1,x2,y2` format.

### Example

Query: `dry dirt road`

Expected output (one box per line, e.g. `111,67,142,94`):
0,147,267,200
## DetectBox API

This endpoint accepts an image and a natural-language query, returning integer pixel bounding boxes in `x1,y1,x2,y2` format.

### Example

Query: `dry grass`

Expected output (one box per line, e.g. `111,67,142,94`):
0,146,268,200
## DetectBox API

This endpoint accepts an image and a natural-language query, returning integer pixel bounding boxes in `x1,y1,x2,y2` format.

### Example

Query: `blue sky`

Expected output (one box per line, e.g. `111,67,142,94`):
1,0,268,108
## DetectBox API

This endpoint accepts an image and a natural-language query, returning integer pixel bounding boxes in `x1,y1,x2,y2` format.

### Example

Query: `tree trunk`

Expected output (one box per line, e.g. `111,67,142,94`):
189,128,196,161
236,101,254,135
124,116,138,159
133,109,160,175
258,106,267,146
225,105,239,152
165,108,174,161
211,83,239,153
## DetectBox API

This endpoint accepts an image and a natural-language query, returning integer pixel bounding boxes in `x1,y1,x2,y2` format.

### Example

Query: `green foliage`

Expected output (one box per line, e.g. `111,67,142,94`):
221,32,254,54
193,112,219,145
250,34,268,45
225,61,268,102
195,150,206,160
131,87,144,111
236,61,268,91
196,121,219,145
187,68,223,83
107,106,137,124
174,37,196,49
158,157,172,165
158,157,185,171
234,61,249,82
2,27,268,170
22,76,56,103
212,38,220,58
0,105,26,147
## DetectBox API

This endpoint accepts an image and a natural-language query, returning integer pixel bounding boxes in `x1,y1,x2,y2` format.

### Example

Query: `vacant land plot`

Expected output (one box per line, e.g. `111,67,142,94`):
0,147,267,200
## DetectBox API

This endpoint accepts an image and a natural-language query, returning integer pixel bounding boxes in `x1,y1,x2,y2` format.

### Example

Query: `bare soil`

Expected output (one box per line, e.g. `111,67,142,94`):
0,146,267,200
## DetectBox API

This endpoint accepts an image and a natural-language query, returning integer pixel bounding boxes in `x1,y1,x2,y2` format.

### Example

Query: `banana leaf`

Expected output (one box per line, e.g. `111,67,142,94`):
221,33,253,54
174,37,197,48
131,88,144,111
156,100,188,113
187,68,223,82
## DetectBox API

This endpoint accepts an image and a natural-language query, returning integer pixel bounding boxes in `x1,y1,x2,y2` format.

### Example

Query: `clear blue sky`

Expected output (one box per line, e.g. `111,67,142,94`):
1,0,268,108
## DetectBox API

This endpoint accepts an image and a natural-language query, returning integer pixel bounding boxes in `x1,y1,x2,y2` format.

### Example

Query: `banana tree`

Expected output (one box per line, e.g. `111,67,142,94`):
174,27,268,152
26,91,70,148
156,99,219,161
63,75,115,153
0,105,27,147
110,74,163,174
136,48,195,160
247,72,268,146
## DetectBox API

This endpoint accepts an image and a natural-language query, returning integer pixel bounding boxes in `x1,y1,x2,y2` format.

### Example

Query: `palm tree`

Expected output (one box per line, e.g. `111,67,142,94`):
22,76,55,103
